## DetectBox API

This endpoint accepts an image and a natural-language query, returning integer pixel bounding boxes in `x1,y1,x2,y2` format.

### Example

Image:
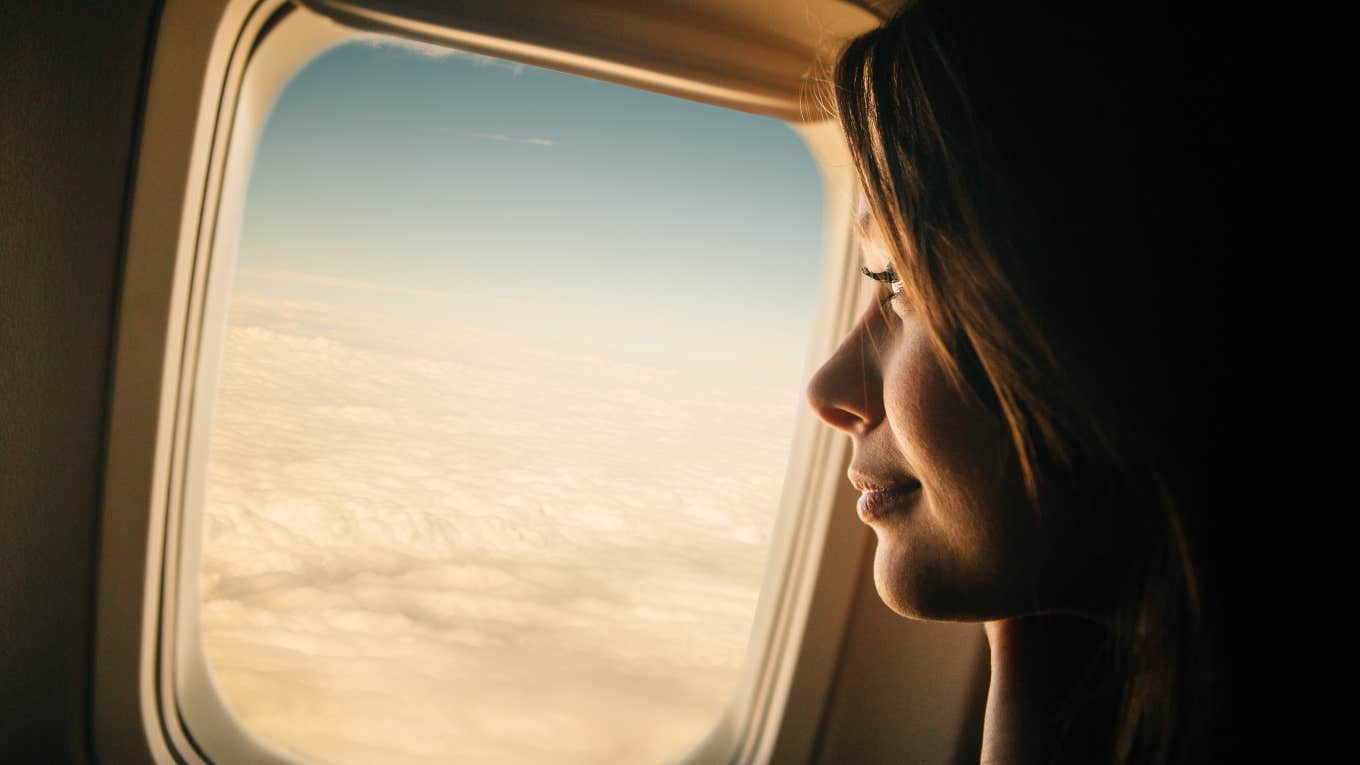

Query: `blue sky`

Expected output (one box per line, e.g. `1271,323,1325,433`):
235,36,825,373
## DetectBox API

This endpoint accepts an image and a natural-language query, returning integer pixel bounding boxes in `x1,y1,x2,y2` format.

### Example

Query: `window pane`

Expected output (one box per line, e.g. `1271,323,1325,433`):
201,35,823,765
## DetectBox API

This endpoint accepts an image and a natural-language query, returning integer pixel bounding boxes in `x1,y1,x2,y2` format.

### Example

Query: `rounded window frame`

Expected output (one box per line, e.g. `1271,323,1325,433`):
94,1,873,763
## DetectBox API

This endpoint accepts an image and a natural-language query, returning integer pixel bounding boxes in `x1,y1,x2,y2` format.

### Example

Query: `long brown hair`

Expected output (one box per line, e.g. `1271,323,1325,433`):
832,2,1213,762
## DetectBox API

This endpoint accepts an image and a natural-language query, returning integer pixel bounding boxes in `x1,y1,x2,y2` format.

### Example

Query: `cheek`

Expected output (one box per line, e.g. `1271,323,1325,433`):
884,328,1017,525
878,326,1042,612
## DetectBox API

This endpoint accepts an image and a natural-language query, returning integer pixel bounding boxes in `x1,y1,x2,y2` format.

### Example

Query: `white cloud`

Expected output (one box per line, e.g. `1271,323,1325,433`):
200,293,800,765
357,34,527,75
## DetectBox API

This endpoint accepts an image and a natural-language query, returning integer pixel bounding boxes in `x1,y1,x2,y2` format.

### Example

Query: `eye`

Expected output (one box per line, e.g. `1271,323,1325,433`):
860,266,906,311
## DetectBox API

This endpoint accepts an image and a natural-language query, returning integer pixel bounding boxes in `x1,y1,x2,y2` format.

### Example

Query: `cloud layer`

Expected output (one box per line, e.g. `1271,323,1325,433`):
200,292,801,764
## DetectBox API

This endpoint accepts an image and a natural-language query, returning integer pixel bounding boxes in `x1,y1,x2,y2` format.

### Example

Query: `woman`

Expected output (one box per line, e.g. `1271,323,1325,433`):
801,1,1321,762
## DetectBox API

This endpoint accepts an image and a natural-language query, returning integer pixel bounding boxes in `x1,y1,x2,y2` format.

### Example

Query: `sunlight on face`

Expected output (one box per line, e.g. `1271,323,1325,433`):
808,198,1123,622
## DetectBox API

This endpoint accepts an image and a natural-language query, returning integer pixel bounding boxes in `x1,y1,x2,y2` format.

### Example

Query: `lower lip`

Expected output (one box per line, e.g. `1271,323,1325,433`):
856,483,922,523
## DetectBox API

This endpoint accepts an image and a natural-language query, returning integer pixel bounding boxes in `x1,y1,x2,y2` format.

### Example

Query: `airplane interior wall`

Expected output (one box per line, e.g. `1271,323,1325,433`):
1,1,160,761
814,571,986,765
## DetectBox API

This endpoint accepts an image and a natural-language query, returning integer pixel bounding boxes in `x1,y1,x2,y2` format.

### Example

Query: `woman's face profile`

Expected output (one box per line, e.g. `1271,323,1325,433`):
806,213,1118,622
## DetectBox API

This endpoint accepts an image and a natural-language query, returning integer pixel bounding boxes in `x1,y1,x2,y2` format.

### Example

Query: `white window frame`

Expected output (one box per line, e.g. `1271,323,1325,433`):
95,1,879,763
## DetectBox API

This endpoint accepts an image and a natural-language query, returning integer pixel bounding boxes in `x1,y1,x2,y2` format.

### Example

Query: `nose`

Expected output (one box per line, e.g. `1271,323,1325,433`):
806,308,886,437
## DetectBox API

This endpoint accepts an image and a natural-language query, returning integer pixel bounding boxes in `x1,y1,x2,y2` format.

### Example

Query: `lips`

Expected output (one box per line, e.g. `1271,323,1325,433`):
850,473,922,523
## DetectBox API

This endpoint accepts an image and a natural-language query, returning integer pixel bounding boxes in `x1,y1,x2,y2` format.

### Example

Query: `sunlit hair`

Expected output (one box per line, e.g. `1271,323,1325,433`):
832,1,1211,762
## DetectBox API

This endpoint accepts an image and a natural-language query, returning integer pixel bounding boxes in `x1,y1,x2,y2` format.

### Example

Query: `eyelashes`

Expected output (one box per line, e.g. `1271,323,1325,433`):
860,265,897,283
860,266,905,311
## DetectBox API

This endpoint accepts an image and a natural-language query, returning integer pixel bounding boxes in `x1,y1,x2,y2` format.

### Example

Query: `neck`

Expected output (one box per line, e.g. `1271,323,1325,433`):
981,615,1118,765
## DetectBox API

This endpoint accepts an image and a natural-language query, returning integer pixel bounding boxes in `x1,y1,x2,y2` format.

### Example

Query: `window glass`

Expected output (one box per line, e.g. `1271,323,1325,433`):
201,35,823,765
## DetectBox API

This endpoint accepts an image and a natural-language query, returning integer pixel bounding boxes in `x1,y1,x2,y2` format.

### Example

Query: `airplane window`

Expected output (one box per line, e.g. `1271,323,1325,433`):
199,34,823,765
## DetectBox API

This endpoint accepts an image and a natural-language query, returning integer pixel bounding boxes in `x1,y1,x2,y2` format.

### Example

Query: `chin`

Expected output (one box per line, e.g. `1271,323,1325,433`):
870,531,953,621
869,529,1024,623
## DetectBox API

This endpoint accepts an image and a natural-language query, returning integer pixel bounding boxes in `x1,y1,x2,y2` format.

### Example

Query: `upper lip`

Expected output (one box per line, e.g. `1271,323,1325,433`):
848,469,920,494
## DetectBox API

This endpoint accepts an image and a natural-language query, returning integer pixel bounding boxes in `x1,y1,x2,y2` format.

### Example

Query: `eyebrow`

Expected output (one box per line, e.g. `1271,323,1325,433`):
854,208,873,240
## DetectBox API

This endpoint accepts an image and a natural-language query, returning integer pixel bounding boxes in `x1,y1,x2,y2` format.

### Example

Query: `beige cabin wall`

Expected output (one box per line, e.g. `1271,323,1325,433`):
0,1,159,761
812,540,989,765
